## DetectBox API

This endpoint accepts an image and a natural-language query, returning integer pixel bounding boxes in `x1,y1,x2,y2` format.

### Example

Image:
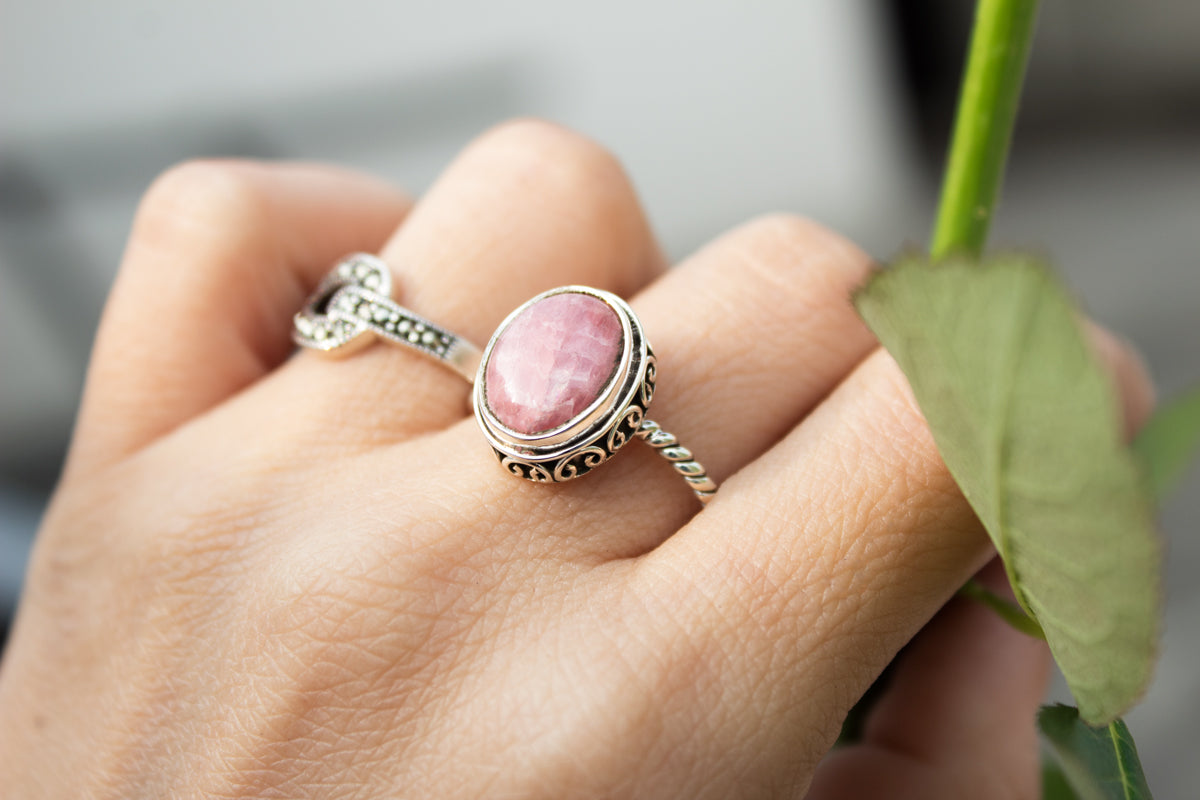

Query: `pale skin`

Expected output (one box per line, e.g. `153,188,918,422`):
0,120,1154,799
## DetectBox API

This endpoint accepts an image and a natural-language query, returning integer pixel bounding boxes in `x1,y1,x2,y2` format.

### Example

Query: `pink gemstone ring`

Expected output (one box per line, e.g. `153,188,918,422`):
473,286,717,506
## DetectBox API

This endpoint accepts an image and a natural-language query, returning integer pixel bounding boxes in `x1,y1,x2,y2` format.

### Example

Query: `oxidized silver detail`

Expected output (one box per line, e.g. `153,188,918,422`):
293,253,481,382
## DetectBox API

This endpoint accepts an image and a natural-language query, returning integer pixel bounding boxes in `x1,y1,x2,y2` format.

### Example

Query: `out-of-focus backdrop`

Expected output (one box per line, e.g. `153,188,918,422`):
2,0,1197,792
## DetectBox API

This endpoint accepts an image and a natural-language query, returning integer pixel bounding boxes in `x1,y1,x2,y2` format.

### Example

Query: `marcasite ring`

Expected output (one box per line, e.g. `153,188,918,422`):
473,286,717,506
293,253,482,381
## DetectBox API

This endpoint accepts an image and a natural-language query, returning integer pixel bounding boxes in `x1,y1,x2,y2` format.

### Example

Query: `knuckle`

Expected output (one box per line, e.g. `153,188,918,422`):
253,511,475,674
467,117,634,205
722,213,873,286
259,569,399,672
737,212,829,245
133,159,269,250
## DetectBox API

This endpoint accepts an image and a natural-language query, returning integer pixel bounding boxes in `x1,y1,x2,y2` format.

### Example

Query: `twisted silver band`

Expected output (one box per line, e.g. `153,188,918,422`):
635,420,717,505
293,253,481,381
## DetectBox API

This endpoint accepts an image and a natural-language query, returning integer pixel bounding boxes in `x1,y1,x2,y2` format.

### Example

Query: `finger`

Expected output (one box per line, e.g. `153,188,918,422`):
629,329,1152,785
616,215,877,528
69,160,410,478
809,559,1051,800
432,215,877,560
1087,323,1156,438
274,119,664,441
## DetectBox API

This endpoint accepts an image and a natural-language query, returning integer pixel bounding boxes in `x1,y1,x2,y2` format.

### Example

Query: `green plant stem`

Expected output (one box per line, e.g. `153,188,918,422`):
959,578,1046,639
930,0,1039,259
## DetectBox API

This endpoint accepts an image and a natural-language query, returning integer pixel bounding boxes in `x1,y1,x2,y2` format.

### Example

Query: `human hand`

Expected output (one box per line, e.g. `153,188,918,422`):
0,121,1153,798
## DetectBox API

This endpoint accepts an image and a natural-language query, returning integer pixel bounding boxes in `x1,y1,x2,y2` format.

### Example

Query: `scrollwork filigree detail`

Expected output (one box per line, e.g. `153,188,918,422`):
500,456,553,483
552,446,609,481
641,352,657,406
606,404,646,453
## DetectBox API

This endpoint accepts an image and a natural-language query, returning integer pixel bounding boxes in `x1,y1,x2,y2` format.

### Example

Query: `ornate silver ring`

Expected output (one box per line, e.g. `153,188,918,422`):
293,253,482,381
473,286,717,506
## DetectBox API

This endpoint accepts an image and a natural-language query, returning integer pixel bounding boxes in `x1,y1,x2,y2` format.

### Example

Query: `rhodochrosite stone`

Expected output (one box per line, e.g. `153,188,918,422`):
485,293,623,434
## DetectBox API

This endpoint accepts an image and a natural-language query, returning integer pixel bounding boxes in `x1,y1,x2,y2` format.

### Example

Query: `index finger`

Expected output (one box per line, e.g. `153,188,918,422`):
625,330,1152,777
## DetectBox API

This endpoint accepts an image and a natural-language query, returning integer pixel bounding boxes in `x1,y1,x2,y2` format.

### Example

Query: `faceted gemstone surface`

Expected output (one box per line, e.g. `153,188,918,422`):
485,293,623,434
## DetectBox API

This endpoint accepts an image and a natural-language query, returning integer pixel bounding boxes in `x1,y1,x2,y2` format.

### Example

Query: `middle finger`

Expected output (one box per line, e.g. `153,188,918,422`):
264,120,665,446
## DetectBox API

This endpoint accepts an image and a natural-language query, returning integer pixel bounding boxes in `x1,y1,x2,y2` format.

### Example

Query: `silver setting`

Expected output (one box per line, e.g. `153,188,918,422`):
293,253,481,382
474,286,716,506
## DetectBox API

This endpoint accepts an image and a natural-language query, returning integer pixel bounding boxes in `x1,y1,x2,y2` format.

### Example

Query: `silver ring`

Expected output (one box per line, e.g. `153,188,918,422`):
473,286,717,506
292,253,481,382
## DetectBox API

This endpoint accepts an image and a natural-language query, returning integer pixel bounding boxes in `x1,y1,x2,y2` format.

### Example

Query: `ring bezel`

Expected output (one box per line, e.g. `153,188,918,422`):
473,286,657,483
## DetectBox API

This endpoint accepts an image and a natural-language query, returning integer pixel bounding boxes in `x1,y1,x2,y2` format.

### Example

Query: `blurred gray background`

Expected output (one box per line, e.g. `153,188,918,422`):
2,0,1197,794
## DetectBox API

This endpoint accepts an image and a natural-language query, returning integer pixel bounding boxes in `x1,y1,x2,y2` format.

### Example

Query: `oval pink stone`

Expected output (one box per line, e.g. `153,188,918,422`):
485,293,623,434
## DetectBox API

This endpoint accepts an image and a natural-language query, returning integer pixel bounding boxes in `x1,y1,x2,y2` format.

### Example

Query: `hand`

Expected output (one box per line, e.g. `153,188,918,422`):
0,120,1153,799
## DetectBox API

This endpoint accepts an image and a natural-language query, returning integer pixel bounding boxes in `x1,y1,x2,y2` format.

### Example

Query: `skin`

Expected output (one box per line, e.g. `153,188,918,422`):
0,120,1154,799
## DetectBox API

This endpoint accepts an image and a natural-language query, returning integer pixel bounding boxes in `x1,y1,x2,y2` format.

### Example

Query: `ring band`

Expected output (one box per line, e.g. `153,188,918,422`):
634,420,718,505
293,253,481,381
473,286,717,506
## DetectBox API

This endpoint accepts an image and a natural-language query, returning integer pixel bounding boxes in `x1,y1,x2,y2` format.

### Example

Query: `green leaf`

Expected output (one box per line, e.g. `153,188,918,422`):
1043,756,1083,800
1133,386,1200,503
855,255,1162,724
1039,705,1153,800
